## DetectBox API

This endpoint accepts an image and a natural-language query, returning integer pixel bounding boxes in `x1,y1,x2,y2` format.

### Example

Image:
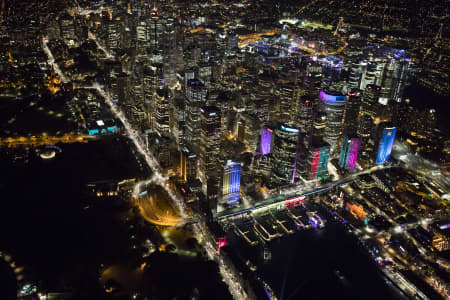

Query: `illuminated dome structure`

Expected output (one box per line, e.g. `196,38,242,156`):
135,184,181,226
39,149,56,159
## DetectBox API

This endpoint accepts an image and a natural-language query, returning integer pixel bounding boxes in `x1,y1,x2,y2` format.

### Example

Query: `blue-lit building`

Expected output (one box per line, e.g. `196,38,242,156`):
222,160,241,204
87,119,118,136
375,123,397,164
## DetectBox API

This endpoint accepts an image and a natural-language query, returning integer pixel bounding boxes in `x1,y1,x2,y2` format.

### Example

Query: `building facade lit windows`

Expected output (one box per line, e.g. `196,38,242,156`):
375,123,397,164
319,89,346,152
222,160,241,205
339,136,360,170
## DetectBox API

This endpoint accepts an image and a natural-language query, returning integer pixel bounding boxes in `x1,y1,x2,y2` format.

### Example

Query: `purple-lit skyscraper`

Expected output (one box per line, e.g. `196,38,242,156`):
260,127,273,155
338,136,360,170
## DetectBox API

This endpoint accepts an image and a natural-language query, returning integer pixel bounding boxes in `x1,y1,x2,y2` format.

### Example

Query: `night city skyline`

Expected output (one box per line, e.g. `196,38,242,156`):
0,0,449,299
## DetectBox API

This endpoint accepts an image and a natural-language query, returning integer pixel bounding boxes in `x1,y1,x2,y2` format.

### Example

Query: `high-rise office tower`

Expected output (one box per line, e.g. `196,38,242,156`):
361,84,381,117
143,63,164,130
278,84,301,123
154,86,171,135
357,113,374,157
380,60,394,100
162,17,177,88
236,113,260,153
347,61,362,90
338,136,360,170
302,136,330,180
375,123,397,164
272,123,300,185
105,19,120,55
149,5,162,51
343,92,361,136
297,95,315,148
320,89,346,153
180,146,197,182
391,59,409,103
185,79,207,151
313,111,327,138
226,32,239,52
198,106,221,196
360,61,377,90
260,126,274,155
60,14,76,44
136,20,149,52
171,95,185,148
198,60,212,88
221,160,241,205
216,92,231,136
297,96,315,133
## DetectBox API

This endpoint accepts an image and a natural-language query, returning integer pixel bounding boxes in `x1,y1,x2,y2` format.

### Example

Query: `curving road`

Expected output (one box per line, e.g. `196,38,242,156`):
43,28,251,298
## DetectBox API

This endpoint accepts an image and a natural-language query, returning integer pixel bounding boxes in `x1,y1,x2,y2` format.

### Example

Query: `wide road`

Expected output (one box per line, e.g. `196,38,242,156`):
43,26,251,298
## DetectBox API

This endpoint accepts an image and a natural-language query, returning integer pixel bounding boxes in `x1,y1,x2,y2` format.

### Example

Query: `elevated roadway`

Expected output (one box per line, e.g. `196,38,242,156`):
216,165,391,221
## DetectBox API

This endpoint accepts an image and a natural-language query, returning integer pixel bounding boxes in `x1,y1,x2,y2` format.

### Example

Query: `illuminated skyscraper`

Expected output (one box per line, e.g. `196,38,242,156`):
278,84,302,123
105,19,120,55
171,95,185,147
343,92,360,136
375,123,397,164
222,160,241,204
236,113,260,153
143,63,164,130
390,59,409,102
320,89,346,152
199,106,221,198
357,113,374,156
260,126,273,155
162,17,177,88
180,146,197,182
361,84,380,117
154,86,171,135
149,4,162,51
297,96,315,147
302,136,330,180
272,123,300,185
347,61,363,90
338,136,360,170
185,79,207,151
60,14,76,44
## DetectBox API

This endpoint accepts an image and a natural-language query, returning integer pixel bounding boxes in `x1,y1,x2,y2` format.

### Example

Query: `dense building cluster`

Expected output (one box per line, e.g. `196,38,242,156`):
1,0,447,215
0,1,449,298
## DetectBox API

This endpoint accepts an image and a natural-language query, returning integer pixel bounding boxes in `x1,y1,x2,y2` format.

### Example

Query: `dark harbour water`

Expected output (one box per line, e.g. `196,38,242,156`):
0,137,232,299
227,219,406,300
404,80,450,136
